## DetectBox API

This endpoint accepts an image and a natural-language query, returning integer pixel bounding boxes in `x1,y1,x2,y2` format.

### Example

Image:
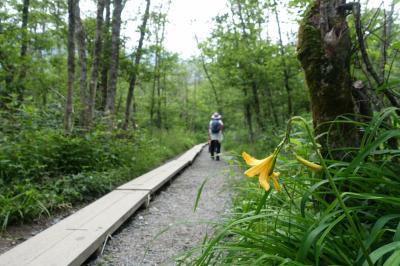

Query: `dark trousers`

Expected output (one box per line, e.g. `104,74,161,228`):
209,140,221,158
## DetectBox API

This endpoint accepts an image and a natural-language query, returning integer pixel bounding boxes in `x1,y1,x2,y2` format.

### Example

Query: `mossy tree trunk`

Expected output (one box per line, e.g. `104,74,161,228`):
297,0,358,158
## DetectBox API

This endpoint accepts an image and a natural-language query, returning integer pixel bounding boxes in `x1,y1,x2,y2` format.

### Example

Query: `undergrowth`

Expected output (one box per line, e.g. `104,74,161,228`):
0,108,198,229
187,108,400,265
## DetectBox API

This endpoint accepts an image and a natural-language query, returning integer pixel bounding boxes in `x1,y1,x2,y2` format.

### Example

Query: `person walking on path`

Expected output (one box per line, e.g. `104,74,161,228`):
208,112,224,161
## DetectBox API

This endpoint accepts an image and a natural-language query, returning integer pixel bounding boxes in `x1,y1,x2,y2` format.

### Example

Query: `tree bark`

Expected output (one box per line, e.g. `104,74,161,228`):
297,0,358,158
100,0,111,111
105,0,123,115
74,0,88,127
64,0,76,133
122,0,150,130
87,0,105,126
16,0,30,106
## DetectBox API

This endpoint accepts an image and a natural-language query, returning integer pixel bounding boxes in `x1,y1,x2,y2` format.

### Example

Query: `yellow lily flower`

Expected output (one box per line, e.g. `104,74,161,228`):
242,152,280,192
295,154,322,172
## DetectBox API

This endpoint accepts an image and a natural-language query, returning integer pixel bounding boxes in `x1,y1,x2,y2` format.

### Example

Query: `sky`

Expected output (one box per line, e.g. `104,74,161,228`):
81,0,398,59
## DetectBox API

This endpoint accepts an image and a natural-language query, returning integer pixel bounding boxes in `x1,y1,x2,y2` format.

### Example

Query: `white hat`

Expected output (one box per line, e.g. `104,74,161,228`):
211,112,221,119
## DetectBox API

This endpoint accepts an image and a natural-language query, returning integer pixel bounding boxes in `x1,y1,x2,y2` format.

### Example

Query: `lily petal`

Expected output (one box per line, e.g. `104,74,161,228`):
258,169,270,191
244,156,272,177
242,152,265,166
271,172,281,192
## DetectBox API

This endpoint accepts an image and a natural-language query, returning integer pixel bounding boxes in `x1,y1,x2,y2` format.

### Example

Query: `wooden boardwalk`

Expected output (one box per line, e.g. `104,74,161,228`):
0,144,204,266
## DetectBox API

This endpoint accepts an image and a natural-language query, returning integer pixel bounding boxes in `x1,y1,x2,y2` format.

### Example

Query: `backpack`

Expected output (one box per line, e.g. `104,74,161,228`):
211,120,221,133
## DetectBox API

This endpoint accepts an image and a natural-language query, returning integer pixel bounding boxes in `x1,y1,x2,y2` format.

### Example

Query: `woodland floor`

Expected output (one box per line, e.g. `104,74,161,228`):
88,147,236,265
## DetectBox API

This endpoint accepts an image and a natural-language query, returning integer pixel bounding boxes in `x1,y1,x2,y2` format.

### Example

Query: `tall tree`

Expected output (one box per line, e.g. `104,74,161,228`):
297,0,358,157
16,0,30,105
150,6,169,128
195,35,222,114
105,0,124,115
64,0,76,133
122,0,151,130
100,0,111,111
87,0,106,125
74,0,88,127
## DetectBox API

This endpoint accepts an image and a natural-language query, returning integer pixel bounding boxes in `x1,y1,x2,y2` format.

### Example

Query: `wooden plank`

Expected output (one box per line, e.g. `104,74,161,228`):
118,144,204,191
117,160,188,191
29,190,148,266
0,190,148,266
117,159,180,189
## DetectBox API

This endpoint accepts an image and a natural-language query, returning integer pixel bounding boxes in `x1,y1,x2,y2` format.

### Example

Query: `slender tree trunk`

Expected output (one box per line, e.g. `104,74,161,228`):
379,10,388,81
122,0,150,130
273,2,292,116
65,0,76,133
297,0,358,158
74,0,88,127
251,81,265,130
100,0,111,111
354,2,399,108
17,0,30,106
195,35,222,114
156,58,162,128
105,0,123,115
243,88,254,142
155,12,167,129
87,0,105,126
263,85,279,126
162,71,167,128
150,46,159,125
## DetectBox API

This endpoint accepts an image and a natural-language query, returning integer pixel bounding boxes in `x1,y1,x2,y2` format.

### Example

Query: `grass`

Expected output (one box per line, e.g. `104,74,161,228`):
186,108,400,265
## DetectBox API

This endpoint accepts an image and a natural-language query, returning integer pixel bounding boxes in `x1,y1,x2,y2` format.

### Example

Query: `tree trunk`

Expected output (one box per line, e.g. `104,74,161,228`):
262,84,279,126
122,0,150,130
150,45,159,125
251,81,265,130
156,58,162,128
162,70,167,128
99,0,111,111
64,0,76,133
155,12,167,129
74,0,88,127
195,35,223,114
87,0,105,126
243,88,254,142
16,0,30,106
105,0,123,115
297,0,358,158
273,2,292,116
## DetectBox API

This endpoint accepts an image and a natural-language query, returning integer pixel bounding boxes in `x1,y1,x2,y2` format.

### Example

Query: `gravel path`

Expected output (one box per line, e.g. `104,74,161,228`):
90,147,236,265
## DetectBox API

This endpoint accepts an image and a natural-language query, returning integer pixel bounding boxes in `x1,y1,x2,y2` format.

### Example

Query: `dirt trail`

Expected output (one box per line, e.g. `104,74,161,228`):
90,147,236,265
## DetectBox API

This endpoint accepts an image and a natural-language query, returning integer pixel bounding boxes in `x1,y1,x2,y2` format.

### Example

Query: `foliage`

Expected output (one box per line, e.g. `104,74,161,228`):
187,108,400,265
0,107,197,228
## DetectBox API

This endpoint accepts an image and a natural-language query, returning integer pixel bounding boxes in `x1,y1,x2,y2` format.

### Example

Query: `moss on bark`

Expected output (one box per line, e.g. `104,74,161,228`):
297,1,358,159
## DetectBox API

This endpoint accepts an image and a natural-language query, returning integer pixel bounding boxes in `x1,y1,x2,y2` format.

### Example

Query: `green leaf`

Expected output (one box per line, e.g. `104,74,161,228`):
384,250,400,266
362,242,400,266
392,41,400,50
193,178,208,212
